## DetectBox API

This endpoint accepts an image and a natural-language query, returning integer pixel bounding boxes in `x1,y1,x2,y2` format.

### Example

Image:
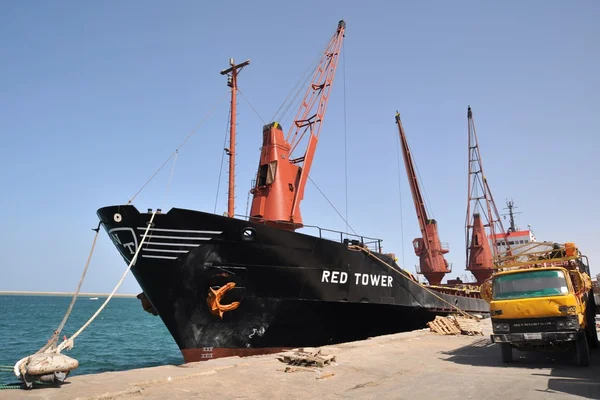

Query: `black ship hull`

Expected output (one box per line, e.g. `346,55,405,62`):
97,205,489,362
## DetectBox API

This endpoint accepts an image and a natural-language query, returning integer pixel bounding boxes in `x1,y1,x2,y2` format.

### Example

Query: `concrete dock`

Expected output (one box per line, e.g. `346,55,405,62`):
3,321,600,400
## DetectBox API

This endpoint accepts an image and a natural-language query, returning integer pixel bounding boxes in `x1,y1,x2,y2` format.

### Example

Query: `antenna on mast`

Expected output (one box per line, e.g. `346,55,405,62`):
502,198,521,232
220,58,250,218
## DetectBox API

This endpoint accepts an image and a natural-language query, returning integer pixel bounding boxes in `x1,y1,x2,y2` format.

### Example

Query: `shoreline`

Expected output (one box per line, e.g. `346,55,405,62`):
0,290,137,298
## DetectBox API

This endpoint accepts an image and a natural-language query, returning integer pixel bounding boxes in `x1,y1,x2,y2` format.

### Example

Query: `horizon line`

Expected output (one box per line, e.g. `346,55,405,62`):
0,290,138,297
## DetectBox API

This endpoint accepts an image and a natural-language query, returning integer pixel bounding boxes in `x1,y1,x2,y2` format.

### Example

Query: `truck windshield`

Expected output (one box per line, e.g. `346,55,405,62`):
493,269,569,300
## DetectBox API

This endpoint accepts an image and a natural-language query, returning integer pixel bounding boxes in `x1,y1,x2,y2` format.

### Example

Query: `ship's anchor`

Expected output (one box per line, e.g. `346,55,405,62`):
207,282,241,318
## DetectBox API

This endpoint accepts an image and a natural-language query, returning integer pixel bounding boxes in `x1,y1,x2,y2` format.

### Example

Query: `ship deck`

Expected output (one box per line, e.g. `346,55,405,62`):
3,319,599,399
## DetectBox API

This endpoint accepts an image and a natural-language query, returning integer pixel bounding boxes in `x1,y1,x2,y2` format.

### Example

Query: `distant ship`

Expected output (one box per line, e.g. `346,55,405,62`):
488,199,537,256
97,20,489,363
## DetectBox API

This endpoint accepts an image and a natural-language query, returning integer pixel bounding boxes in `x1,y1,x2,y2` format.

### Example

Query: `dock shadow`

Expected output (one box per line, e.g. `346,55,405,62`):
441,337,600,399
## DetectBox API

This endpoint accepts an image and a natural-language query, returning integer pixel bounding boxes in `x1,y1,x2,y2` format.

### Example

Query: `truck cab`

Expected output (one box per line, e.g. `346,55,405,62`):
483,242,598,366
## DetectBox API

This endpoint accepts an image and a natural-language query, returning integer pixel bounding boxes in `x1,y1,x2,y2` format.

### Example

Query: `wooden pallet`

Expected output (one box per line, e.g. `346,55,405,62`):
278,348,336,368
427,315,483,336
454,316,484,336
427,316,461,335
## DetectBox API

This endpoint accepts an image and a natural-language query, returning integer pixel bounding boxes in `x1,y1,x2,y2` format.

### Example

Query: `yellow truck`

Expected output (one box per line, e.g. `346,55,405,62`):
481,242,598,366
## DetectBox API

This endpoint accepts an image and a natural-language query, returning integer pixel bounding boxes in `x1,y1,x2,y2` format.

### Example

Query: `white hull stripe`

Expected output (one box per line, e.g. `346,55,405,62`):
136,227,222,235
142,254,178,260
143,242,200,247
142,248,189,254
138,234,211,241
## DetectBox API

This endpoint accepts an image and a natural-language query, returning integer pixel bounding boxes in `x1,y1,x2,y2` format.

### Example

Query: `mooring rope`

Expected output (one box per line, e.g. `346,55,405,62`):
54,210,158,353
37,223,102,354
349,245,477,319
0,383,21,390
13,211,158,381
0,366,21,390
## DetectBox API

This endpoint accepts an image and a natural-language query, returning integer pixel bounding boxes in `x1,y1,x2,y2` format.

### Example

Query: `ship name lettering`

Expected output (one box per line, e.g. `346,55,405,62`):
320,270,392,287
122,242,136,255
321,270,348,284
111,232,136,255
354,273,393,287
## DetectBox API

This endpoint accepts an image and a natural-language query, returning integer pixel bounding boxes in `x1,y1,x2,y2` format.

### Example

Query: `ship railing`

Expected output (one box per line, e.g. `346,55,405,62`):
234,213,383,253
415,262,453,275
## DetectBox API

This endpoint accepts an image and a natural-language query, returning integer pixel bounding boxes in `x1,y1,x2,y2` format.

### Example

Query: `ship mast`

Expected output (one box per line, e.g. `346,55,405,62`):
220,58,250,218
464,106,509,283
250,20,346,229
505,199,518,232
395,112,450,285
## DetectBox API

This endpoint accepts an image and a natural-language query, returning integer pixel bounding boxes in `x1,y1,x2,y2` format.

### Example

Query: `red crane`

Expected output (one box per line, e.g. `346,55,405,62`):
465,106,509,284
395,112,451,285
249,20,346,230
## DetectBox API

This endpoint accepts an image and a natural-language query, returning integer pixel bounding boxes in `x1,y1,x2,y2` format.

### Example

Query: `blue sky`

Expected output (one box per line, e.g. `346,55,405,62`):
1,0,598,293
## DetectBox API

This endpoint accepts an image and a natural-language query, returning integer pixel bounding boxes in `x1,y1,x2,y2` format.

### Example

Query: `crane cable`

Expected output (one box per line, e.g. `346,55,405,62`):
272,33,331,125
395,127,406,269
307,175,357,235
343,40,349,234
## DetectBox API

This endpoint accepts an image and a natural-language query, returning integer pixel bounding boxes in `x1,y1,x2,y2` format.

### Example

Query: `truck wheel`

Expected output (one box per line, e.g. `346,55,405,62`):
500,343,512,363
576,333,590,366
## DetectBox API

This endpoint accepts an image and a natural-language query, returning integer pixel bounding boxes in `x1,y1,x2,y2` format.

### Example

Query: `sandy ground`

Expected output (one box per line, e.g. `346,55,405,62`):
3,320,599,400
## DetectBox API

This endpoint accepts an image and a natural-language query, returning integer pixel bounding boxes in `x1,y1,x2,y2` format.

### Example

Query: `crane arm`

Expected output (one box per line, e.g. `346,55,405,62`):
395,112,431,254
288,20,345,220
249,20,345,229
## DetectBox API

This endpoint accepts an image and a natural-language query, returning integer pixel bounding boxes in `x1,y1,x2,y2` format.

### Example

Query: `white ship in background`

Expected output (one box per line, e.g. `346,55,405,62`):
489,199,537,256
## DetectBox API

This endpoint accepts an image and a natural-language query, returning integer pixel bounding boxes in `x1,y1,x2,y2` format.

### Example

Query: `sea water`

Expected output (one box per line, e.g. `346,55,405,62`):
0,295,182,377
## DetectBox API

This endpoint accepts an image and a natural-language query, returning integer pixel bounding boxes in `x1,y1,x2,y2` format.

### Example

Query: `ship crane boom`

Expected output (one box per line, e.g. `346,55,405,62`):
250,20,346,230
464,106,509,284
395,112,450,285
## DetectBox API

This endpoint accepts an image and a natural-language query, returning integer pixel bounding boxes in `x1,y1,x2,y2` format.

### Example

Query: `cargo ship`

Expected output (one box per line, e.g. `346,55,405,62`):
97,20,490,362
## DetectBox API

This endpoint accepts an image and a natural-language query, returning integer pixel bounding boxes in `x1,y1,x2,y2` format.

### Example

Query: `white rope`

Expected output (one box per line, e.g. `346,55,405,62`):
54,210,158,353
162,150,179,207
